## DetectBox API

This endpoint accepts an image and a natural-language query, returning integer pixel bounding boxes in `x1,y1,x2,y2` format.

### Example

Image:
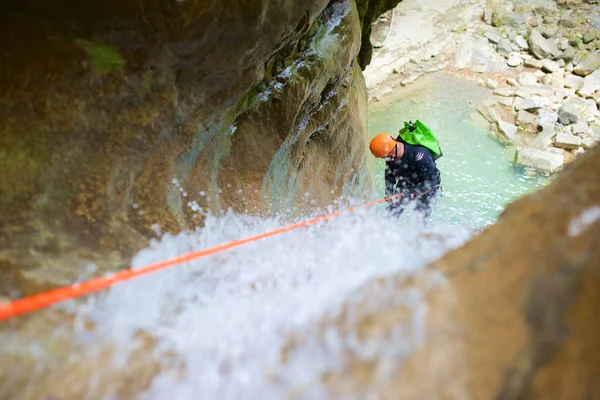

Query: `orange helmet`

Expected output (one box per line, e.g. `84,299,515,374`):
369,133,397,158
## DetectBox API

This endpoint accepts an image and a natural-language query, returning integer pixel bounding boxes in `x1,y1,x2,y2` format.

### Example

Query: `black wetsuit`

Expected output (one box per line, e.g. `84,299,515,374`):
385,142,441,218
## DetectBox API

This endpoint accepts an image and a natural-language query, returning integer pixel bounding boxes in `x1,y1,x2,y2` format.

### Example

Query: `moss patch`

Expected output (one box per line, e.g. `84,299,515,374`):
74,39,126,73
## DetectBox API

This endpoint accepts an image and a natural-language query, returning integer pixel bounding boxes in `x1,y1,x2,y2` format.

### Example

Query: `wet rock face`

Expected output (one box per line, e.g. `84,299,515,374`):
0,0,398,297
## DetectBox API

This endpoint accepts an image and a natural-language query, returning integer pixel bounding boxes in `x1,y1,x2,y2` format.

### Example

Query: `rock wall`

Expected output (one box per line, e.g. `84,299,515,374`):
0,0,401,298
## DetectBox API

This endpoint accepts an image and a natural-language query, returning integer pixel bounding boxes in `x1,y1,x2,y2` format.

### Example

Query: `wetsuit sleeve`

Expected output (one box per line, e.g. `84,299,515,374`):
415,150,440,194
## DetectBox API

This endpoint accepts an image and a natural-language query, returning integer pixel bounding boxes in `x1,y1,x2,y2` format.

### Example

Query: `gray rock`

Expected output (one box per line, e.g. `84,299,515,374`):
484,29,501,44
517,109,538,125
542,59,561,73
498,12,528,27
520,97,546,111
519,72,539,85
497,39,514,57
559,18,578,28
565,74,585,89
497,120,518,142
573,51,600,76
515,35,529,50
572,122,589,135
507,53,523,67
555,131,582,149
558,102,582,124
515,147,564,173
577,69,600,97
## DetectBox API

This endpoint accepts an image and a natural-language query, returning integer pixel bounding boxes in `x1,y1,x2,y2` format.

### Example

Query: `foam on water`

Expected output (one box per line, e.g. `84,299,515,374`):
53,204,472,399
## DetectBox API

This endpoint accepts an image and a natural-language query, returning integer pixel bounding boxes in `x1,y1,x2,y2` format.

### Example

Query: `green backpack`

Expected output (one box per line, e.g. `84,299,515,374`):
398,120,443,160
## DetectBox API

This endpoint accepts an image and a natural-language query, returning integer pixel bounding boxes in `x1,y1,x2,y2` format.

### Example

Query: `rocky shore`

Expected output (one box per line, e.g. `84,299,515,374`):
365,0,600,175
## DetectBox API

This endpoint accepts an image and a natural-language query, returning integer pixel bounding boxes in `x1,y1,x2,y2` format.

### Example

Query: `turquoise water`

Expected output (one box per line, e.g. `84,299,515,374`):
368,72,547,229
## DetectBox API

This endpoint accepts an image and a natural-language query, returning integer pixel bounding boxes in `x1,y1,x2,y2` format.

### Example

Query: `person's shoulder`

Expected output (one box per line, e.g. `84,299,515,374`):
412,145,434,162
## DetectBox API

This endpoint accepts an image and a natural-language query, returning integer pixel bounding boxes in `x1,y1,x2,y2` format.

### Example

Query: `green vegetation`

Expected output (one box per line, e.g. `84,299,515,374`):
74,39,126,73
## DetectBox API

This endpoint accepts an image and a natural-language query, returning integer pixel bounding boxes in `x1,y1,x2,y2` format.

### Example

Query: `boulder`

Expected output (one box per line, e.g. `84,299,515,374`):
484,29,501,44
507,52,523,67
542,59,561,73
497,39,514,57
514,147,564,173
515,35,529,50
497,120,518,142
558,102,583,124
577,69,600,97
517,109,538,125
518,72,539,85
573,51,600,76
555,131,583,149
524,57,544,68
572,122,589,135
565,74,585,89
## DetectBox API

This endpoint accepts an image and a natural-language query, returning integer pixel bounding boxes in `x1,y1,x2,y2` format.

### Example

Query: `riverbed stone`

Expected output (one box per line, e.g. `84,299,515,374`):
524,57,544,69
515,35,529,50
577,69,600,97
507,53,523,67
518,72,538,86
486,78,499,89
497,39,514,57
494,88,516,97
558,102,582,124
498,97,514,107
581,135,598,149
497,120,518,142
515,147,564,173
571,122,589,135
507,78,520,87
517,109,537,125
565,74,585,89
573,50,600,76
555,131,582,149
557,37,569,51
542,59,561,73
484,29,501,44
515,84,554,98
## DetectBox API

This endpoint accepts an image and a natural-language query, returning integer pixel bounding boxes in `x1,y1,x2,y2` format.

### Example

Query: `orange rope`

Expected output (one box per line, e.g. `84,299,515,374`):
0,194,403,322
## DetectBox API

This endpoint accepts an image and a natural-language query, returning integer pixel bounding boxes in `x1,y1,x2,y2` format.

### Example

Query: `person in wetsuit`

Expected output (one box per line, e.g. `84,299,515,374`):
369,132,441,219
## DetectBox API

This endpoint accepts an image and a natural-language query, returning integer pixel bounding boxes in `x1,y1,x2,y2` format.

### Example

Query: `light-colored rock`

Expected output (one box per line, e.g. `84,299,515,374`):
498,97,514,107
528,29,561,60
538,108,559,125
577,70,600,97
515,84,554,98
517,109,537,125
482,97,497,107
514,147,564,173
555,131,582,149
493,88,516,97
507,78,519,87
524,57,543,69
573,51,600,76
507,53,523,67
401,73,422,86
513,97,525,111
477,105,500,123
541,74,552,85
572,122,589,135
520,96,546,111
581,135,597,149
518,72,538,86
497,120,518,142
557,37,569,51
534,125,558,150
542,59,561,73
565,62,574,72
585,99,599,116
558,102,582,125
454,37,474,69
572,146,586,157
515,35,529,50
551,74,565,89
486,78,499,89
484,29,501,44
565,74,585,89
497,39,513,57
